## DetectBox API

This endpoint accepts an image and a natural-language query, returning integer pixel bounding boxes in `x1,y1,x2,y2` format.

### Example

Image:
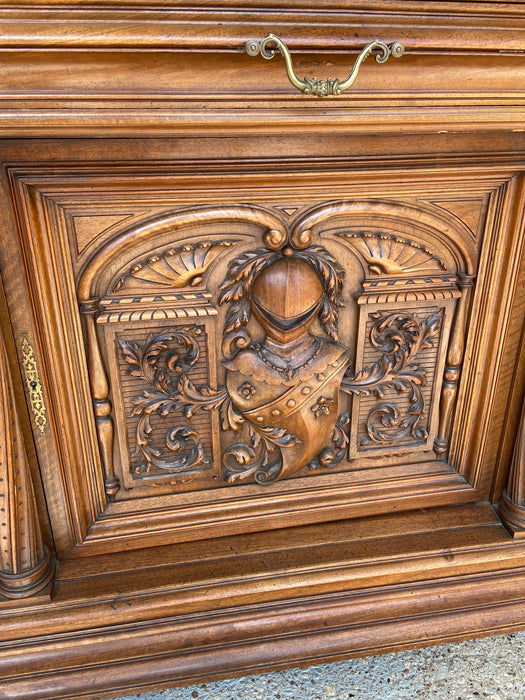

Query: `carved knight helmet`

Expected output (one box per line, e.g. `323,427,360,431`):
249,252,324,344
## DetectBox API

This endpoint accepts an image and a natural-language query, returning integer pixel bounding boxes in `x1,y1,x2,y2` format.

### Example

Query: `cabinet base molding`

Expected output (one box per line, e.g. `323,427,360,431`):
1,503,525,699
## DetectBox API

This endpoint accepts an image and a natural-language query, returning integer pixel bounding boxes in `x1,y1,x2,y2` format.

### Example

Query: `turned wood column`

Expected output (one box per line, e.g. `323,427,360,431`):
0,326,55,599
500,392,525,537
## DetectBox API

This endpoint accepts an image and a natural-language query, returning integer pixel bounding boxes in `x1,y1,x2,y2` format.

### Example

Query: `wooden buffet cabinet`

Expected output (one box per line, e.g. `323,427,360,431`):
1,3,525,697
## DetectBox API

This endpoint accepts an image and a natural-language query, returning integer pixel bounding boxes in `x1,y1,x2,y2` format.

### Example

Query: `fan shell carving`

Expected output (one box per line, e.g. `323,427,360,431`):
113,241,234,292
335,231,445,275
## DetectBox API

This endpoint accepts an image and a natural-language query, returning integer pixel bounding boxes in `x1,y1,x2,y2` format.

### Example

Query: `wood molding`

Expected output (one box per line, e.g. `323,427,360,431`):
1,504,525,699
1,5,525,696
0,9,523,138
0,2,523,53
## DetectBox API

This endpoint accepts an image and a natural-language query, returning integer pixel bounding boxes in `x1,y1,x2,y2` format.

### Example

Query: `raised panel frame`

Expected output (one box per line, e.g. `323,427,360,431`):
1,140,523,558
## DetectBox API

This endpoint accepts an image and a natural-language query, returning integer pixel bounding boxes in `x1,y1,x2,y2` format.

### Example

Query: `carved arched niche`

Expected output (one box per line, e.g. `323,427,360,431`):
77,200,475,499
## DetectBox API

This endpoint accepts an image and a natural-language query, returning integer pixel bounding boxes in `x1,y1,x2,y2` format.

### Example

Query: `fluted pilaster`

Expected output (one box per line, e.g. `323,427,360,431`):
0,329,54,598
500,393,525,537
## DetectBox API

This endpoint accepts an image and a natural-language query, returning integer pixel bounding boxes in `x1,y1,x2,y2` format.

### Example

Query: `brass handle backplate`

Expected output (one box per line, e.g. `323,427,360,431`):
246,34,405,98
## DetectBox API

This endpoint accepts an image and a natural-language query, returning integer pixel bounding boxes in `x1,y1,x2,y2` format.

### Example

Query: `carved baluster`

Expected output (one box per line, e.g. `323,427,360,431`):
81,302,119,499
500,393,525,536
0,330,54,599
434,274,475,458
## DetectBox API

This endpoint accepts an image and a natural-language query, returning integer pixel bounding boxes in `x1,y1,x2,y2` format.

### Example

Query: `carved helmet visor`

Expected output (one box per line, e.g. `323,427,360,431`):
250,256,324,331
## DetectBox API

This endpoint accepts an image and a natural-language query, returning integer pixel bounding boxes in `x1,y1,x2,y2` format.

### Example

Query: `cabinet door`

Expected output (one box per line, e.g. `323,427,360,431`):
2,136,523,558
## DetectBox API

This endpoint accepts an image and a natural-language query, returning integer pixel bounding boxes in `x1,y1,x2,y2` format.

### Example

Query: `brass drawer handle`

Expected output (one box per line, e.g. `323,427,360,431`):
246,34,405,98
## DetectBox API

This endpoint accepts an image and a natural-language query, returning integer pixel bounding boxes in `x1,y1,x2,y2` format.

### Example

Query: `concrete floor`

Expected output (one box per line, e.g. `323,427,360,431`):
115,631,525,699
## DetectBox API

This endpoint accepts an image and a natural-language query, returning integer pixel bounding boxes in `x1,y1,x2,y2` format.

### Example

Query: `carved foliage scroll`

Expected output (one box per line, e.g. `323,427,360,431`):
118,325,217,486
346,309,444,455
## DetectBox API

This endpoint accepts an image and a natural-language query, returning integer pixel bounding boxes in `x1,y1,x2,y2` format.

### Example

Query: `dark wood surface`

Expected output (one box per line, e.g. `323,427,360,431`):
0,3,525,698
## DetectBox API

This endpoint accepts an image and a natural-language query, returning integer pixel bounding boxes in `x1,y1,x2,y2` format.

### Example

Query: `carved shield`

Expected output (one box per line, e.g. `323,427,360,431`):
225,340,350,478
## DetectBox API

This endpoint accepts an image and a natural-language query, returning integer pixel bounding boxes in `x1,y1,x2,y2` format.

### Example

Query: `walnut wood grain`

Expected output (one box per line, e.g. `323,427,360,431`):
0,2,524,53
0,3,524,697
1,504,524,700
0,311,54,599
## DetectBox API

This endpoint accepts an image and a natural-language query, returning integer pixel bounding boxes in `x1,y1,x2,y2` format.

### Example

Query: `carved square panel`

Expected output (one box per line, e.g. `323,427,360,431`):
350,304,452,460
110,322,219,492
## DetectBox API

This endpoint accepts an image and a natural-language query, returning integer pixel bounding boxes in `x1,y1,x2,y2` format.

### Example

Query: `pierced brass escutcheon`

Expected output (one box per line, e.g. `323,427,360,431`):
246,34,405,97
20,335,47,435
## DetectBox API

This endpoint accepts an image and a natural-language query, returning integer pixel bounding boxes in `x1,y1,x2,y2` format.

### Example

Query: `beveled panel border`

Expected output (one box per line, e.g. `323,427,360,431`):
2,146,523,556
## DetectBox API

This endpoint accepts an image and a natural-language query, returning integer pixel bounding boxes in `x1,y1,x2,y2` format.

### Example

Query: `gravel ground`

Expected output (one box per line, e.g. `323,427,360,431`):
115,631,525,700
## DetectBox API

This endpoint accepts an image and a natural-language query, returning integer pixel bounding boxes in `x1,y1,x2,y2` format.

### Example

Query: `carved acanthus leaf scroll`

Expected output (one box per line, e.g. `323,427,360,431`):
365,312,441,443
308,412,350,471
341,311,442,445
223,424,302,485
120,326,217,477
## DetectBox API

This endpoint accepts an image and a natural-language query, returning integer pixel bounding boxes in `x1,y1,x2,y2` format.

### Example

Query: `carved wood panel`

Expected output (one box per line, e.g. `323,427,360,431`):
115,323,218,489
71,199,471,498
5,150,521,556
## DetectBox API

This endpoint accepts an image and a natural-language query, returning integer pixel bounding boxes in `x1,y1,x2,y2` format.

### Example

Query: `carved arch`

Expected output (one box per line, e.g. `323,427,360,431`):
78,205,288,302
290,199,477,276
